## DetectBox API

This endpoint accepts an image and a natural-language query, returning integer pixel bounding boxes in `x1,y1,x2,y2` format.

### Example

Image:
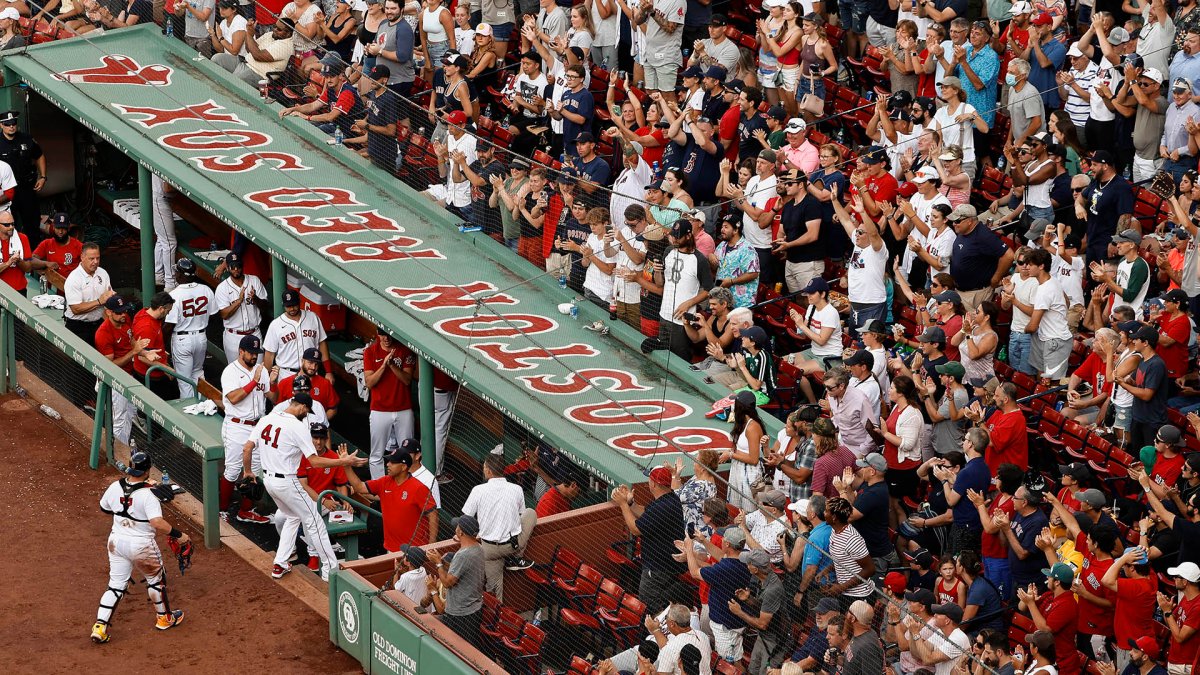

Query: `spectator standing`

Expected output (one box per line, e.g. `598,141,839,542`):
959,550,1006,635
876,376,924,520
362,328,416,479
839,600,885,673
426,515,485,649
976,382,1028,472
683,526,749,664
460,455,536,601
644,603,713,675
823,496,876,611
1162,77,1199,181
1094,229,1151,319
825,367,878,458
636,0,686,102
1027,15,1067,108
1123,67,1169,183
719,390,767,512
711,215,759,308
688,14,738,76
1100,546,1163,673
947,204,1015,312
833,193,889,332
839,452,898,572
995,485,1049,592
1077,150,1135,263
776,171,825,295
62,242,112,347
970,463,1022,599
368,0,417,96
1119,326,1170,451
1155,290,1191,380
1024,248,1073,381
1060,42,1101,129
955,21,1000,128
1138,0,1175,74
652,219,713,360
810,418,859,497
1017,563,1080,675
942,427,990,555
177,0,217,57
614,467,686,614
729,548,791,674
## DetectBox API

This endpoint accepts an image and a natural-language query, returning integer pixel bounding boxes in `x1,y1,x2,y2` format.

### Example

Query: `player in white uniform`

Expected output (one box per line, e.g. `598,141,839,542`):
220,334,276,524
271,373,328,425
91,452,187,644
262,289,331,381
165,259,216,399
151,174,178,291
214,252,268,364
241,394,366,581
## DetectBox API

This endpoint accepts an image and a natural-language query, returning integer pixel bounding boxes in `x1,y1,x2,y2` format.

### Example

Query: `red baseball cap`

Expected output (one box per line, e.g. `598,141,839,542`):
1128,636,1160,660
445,110,468,126
1031,11,1053,25
884,571,908,595
648,467,672,487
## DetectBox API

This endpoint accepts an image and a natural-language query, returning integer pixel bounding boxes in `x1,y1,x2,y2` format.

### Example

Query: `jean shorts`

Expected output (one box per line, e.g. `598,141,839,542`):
840,0,870,33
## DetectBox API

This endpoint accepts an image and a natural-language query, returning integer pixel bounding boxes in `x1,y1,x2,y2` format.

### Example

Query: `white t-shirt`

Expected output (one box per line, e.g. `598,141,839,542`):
929,627,971,675
660,248,711,324
932,102,978,164
850,373,882,411
218,15,249,57
1008,273,1040,333
442,131,477,207
848,243,888,304
882,124,922,180
583,232,618,303
612,226,647,305
454,26,475,55
742,174,777,249
901,192,952,275
512,72,550,119
1051,253,1085,307
1033,276,1072,340
805,303,843,358
1089,65,1121,122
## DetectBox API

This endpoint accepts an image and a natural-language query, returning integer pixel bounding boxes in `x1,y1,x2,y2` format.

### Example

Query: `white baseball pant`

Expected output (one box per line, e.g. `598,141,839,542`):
96,534,170,626
222,421,260,482
265,474,337,570
111,389,135,445
151,175,177,291
274,501,330,562
433,389,455,476
222,330,261,365
171,332,208,399
368,409,415,479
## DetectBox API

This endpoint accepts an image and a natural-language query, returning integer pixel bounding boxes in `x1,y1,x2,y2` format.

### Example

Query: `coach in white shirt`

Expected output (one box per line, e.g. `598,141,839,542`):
63,242,112,347
460,454,537,602
214,252,267,364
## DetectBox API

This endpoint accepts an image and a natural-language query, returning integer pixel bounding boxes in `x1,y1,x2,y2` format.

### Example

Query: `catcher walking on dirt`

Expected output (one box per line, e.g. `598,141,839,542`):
92,452,190,644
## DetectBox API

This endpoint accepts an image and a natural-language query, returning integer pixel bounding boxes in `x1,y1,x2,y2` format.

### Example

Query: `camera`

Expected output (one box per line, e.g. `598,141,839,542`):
683,311,700,324
686,522,696,538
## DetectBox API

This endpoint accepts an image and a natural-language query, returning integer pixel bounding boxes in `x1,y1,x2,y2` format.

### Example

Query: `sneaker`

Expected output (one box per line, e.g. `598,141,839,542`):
155,609,185,631
90,622,109,644
320,564,332,583
504,557,535,571
236,509,270,524
689,356,715,371
219,512,230,523
435,472,454,484
271,563,292,579
331,542,346,554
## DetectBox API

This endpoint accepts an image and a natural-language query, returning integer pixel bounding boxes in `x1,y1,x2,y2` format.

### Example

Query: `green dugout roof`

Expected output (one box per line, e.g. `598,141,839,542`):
3,26,757,487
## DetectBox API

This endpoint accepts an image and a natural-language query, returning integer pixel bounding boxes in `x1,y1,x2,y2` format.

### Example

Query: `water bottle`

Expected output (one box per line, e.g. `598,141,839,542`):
161,471,172,486
558,273,567,289
114,459,129,473
165,19,174,38
39,404,61,420
458,224,483,233
416,126,427,140
997,156,1007,172
569,300,579,320
636,80,645,90
13,384,26,398
260,79,269,101
333,127,344,146
532,609,544,627
608,296,617,320
501,114,512,129
997,345,1008,363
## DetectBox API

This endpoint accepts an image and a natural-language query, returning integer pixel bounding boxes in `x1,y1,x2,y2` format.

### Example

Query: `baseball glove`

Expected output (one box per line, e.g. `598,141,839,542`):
150,483,176,503
167,536,193,575
235,475,264,502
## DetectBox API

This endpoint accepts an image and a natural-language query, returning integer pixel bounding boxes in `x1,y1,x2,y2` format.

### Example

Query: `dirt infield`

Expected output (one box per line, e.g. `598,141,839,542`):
0,395,360,674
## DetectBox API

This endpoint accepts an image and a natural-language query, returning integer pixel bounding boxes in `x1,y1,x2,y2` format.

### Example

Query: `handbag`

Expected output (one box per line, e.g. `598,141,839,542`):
799,91,824,116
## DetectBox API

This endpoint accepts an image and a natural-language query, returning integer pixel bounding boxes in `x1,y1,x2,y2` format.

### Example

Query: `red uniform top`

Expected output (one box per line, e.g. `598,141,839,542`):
363,341,416,412
1157,312,1191,378
131,309,168,378
1036,590,1079,675
0,232,30,292
276,373,341,411
365,475,435,552
1152,452,1187,489
94,319,136,374
935,577,959,606
539,192,566,260
1073,533,1115,637
1072,352,1115,401
981,493,1015,559
1170,592,1200,665
536,485,572,518
719,104,741,163
32,237,83,278
1113,576,1158,652
850,171,899,214
432,368,458,392
298,449,347,494
984,409,1028,473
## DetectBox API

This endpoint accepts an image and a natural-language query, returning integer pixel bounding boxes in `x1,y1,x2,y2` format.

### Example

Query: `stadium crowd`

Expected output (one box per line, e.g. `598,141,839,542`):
14,0,1200,670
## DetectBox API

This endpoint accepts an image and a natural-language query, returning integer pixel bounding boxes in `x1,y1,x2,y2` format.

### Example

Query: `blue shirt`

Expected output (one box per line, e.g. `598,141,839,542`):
1170,50,1200,97
949,222,1009,292
700,556,751,629
790,623,830,666
953,456,991,528
964,576,1005,634
957,44,1000,126
801,522,836,586
1029,38,1067,109
559,87,595,153
1009,508,1050,587
853,482,892,558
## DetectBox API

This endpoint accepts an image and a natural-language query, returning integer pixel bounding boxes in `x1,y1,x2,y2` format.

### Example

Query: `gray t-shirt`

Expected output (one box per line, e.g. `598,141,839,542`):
842,630,885,675
933,386,970,454
184,0,215,39
445,545,484,615
1182,235,1200,297
643,0,686,67
758,572,791,646
481,0,516,26
376,18,416,85
700,37,739,79
1133,94,1168,160
1007,82,1045,142
538,6,568,40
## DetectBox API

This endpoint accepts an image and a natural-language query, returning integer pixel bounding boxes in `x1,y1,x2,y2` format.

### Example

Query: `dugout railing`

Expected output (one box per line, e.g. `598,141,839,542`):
0,282,224,549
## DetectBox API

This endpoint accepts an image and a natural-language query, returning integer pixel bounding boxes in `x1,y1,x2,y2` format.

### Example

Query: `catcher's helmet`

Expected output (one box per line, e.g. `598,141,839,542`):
292,373,313,393
175,258,197,276
127,451,152,477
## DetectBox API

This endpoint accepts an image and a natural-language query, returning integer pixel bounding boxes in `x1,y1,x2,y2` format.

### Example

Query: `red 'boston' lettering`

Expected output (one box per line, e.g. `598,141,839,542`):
471,343,598,370
275,210,400,235
389,283,518,311
113,100,243,128
56,55,172,86
190,152,308,173
565,400,690,426
320,237,444,263
436,314,555,338
159,129,271,151
244,187,365,210
518,369,652,395
609,427,732,457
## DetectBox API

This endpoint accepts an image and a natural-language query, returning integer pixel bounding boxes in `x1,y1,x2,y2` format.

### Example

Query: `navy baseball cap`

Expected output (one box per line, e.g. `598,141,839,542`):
104,295,133,313
51,212,69,228
282,289,301,306
302,347,322,362
309,422,329,437
239,335,264,354
399,438,421,454
382,448,414,466
369,64,391,81
291,392,314,407
452,514,480,537
801,277,830,293
224,252,243,267
682,65,703,78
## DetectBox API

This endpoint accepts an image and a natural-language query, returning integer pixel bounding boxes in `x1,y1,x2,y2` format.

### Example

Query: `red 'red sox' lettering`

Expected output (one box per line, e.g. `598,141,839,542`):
56,55,172,86
320,238,444,263
275,210,401,235
244,187,365,210
158,129,272,150
389,283,518,311
470,343,598,370
113,100,244,128
190,152,308,173
565,400,691,426
436,314,556,338
609,427,732,456
518,369,652,395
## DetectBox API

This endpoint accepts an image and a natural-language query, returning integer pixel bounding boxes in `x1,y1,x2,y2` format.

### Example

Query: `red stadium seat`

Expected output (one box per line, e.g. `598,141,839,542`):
481,606,525,657
501,623,546,675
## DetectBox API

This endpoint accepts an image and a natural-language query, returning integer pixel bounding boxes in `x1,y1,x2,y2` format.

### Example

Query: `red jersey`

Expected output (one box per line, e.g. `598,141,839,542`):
938,314,963,361
1073,532,1115,637
935,577,960,606
1037,590,1079,675
131,309,168,377
1158,313,1191,378
32,237,82,278
982,493,1015,559
1055,486,1082,513
298,449,347,494
1072,352,1114,401
635,127,666,167
1170,592,1200,665
362,340,416,412
1152,452,1187,489
540,192,566,260
0,232,30,291
984,409,1028,473
276,372,341,411
365,474,435,551
719,104,741,163
852,171,899,210
94,319,136,373
1113,576,1158,652
536,485,572,518
432,368,458,392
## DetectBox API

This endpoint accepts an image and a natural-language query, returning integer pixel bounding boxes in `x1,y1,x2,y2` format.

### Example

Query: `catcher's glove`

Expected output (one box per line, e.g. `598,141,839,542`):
235,475,264,502
150,482,176,503
167,536,193,575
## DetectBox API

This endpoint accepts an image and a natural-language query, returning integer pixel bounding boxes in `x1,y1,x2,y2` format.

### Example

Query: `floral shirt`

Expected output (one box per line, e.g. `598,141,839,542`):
715,237,761,308
676,477,717,535
1177,5,1200,55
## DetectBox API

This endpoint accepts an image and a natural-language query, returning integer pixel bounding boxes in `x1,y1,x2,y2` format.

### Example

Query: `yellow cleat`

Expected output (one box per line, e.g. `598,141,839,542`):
154,609,184,631
90,622,109,644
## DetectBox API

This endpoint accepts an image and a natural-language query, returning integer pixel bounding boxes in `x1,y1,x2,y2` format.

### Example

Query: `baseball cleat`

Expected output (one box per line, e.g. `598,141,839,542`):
155,609,184,631
271,563,292,579
236,509,270,524
90,622,109,644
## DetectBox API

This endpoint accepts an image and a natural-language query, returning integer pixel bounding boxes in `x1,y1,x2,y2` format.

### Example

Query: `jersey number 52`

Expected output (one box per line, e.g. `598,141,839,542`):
180,297,209,318
260,424,281,448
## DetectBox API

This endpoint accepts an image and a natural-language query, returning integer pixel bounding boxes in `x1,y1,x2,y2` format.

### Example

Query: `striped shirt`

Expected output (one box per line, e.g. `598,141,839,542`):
829,524,875,598
1063,61,1099,128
